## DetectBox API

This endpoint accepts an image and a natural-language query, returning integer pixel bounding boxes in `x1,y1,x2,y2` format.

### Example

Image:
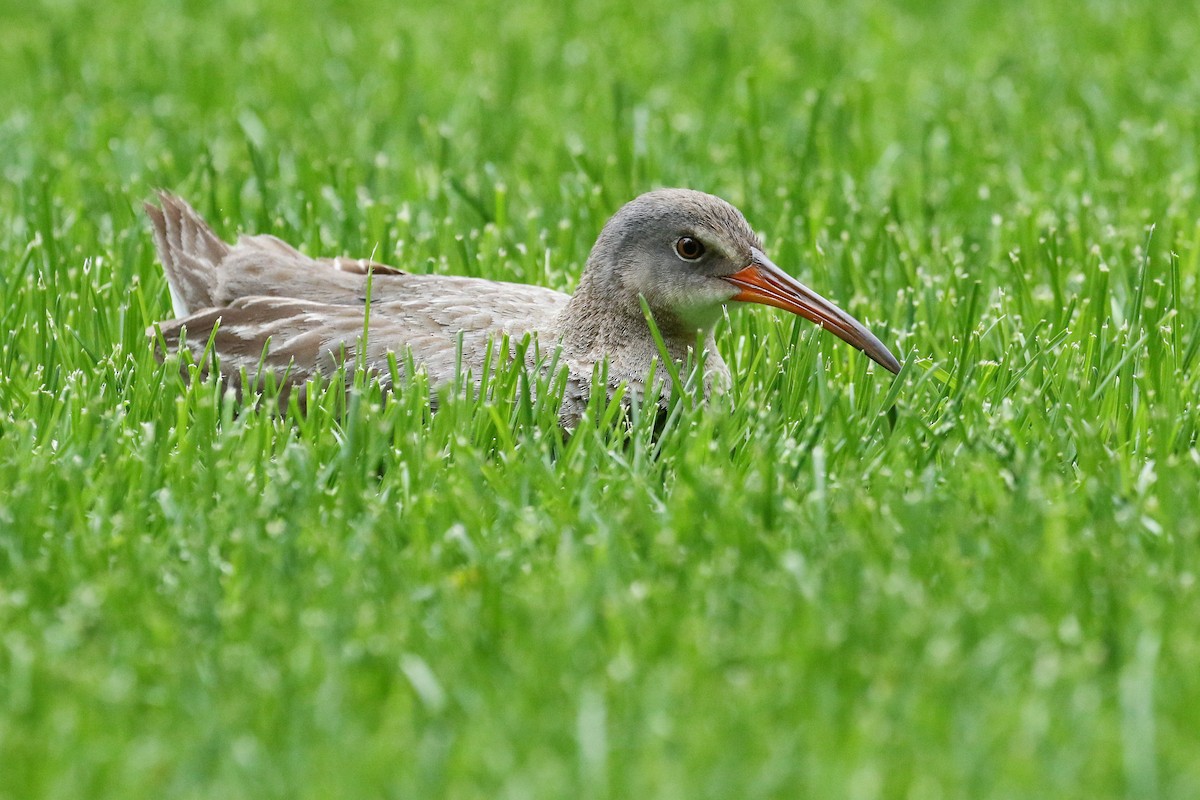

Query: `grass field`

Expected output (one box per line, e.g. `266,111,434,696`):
2,0,1199,796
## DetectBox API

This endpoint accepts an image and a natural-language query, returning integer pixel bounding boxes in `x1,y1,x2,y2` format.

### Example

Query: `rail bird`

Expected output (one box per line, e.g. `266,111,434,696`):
146,189,900,423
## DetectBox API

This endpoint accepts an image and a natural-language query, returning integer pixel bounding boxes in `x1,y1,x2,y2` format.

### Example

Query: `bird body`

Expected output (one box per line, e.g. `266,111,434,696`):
146,190,899,423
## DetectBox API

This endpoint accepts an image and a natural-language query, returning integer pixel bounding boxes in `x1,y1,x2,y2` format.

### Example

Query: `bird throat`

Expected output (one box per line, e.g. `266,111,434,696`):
556,270,710,365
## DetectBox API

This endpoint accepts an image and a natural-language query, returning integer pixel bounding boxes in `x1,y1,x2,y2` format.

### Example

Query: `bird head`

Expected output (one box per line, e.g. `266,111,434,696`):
586,188,901,373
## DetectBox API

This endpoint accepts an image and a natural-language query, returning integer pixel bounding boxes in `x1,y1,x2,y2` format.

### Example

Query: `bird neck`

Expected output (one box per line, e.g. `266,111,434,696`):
556,268,702,362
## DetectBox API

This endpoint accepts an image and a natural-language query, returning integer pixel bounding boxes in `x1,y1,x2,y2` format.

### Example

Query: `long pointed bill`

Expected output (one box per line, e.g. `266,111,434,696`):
723,248,902,374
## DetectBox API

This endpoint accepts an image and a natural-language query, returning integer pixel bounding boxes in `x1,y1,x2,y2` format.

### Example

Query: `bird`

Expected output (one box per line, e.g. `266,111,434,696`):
145,189,901,424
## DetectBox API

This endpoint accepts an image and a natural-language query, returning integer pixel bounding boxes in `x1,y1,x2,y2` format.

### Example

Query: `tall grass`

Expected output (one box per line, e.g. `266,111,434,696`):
1,0,1198,797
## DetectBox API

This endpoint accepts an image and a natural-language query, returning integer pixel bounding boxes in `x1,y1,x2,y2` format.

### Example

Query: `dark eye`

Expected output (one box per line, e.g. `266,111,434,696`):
675,237,705,261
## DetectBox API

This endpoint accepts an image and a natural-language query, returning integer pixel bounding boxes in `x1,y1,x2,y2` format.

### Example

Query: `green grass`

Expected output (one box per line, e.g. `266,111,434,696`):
2,0,1199,796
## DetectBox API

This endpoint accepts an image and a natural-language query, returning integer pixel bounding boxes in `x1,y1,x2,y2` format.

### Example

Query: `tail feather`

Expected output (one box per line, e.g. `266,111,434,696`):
145,192,230,317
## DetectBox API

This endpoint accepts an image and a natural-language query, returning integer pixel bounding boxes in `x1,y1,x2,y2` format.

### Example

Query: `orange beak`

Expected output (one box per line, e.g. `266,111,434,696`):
723,249,901,374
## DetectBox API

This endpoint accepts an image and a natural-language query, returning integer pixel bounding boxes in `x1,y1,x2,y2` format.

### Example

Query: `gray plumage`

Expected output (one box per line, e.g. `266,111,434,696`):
146,189,899,424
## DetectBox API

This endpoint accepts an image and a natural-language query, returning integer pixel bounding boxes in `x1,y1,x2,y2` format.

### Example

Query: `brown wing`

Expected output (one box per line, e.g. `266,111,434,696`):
151,282,571,389
217,233,407,306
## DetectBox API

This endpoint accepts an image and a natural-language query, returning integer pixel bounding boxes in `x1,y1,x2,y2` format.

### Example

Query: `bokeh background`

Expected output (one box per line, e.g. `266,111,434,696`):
2,0,1198,797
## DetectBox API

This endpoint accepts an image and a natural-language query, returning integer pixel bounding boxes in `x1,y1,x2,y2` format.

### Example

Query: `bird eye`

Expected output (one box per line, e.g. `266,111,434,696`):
674,237,705,261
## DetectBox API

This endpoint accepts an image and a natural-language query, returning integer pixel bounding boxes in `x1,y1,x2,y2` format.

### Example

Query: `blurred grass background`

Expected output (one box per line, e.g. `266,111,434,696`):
1,0,1198,797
